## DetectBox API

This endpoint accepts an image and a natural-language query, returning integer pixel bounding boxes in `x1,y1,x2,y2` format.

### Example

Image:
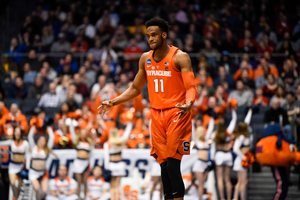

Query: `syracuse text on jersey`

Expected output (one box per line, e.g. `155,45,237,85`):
146,67,172,77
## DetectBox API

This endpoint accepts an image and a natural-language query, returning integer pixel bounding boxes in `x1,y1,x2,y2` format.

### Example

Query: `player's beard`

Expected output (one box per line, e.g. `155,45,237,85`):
152,35,164,51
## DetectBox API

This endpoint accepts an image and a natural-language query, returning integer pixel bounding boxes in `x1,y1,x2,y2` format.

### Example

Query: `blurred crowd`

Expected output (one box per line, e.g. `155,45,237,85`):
0,0,300,199
1,0,300,146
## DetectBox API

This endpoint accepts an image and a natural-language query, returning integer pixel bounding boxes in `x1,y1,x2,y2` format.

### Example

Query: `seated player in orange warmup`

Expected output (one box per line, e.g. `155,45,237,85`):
0,103,28,139
99,17,197,200
86,166,110,200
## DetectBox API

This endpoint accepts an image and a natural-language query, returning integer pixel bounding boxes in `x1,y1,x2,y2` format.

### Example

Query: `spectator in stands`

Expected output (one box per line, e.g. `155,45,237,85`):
37,61,57,81
97,63,115,83
228,80,253,107
240,69,255,89
74,73,89,98
1,103,28,138
275,12,291,37
28,76,47,99
238,30,257,49
0,54,18,76
76,16,96,39
86,166,110,200
83,60,96,86
264,98,290,134
21,50,42,72
71,35,89,53
281,59,298,91
23,62,37,84
118,61,136,81
270,86,287,107
195,69,214,96
86,53,100,71
88,39,103,62
60,84,83,111
213,85,228,106
256,24,278,44
134,32,148,51
38,82,61,108
58,61,75,77
199,39,219,66
214,66,234,89
50,32,71,52
56,75,70,97
57,53,79,74
253,87,269,107
238,38,257,54
8,77,29,99
284,92,300,136
47,165,78,200
91,75,107,94
262,74,278,99
41,26,54,48
123,38,143,63
6,37,27,63
234,60,254,81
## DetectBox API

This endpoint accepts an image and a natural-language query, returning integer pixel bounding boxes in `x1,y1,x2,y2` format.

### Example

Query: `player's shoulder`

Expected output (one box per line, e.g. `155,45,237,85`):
174,49,189,59
140,51,151,62
174,49,191,66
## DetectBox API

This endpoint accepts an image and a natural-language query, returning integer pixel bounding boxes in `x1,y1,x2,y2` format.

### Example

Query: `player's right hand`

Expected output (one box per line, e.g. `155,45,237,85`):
98,100,114,116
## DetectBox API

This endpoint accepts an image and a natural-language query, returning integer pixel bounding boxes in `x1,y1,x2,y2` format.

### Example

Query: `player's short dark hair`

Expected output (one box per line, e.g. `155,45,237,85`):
145,17,170,33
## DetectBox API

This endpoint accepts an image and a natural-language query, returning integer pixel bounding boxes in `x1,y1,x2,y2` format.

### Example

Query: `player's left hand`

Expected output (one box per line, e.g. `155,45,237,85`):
174,101,193,122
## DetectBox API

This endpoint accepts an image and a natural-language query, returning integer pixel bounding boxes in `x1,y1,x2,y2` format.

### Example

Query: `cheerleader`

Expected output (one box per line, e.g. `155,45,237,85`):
233,109,252,200
0,127,29,199
28,124,55,200
149,159,162,200
69,119,93,200
212,107,237,200
86,166,110,200
191,117,214,200
104,122,133,200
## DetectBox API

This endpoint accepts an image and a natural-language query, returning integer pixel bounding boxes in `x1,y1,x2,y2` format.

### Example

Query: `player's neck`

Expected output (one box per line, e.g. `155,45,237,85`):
154,43,170,58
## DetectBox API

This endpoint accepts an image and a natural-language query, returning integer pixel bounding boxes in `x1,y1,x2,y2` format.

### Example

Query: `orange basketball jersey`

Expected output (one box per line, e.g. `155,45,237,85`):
145,46,186,109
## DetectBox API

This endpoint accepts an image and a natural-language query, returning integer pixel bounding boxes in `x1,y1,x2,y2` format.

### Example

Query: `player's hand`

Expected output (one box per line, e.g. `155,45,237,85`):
174,101,193,122
98,100,114,116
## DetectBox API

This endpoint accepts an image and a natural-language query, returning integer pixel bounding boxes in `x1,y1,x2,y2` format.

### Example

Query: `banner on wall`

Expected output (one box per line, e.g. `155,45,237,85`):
1,146,216,200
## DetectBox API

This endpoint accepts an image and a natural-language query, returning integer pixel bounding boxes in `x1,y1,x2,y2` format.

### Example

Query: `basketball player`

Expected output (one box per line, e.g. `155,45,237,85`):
98,17,197,200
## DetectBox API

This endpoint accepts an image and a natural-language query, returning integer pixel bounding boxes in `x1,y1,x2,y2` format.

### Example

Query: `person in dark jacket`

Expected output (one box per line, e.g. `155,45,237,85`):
8,77,29,99
264,97,292,139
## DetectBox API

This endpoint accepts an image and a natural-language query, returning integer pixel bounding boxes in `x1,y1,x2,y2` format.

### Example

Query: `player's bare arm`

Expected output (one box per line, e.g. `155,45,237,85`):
98,52,149,116
174,50,197,120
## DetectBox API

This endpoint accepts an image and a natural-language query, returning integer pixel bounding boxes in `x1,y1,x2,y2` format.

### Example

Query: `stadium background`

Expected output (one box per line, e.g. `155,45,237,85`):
1,0,300,199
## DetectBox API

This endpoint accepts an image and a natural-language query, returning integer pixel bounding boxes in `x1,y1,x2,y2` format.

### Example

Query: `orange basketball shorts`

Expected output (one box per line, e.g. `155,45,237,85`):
150,107,192,164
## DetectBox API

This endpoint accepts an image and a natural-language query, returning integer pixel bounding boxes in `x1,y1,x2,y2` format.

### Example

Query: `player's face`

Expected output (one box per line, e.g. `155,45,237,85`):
146,26,166,50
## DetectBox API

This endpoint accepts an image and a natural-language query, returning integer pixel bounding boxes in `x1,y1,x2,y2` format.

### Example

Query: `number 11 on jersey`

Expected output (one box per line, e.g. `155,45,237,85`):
154,79,164,93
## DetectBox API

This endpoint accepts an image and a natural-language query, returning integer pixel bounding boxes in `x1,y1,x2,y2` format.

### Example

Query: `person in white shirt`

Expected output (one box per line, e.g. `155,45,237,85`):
75,16,96,39
86,166,110,200
47,165,78,200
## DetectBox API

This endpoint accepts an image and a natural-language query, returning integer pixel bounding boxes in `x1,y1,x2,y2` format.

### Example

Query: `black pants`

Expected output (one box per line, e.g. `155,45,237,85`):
271,166,288,200
0,167,9,200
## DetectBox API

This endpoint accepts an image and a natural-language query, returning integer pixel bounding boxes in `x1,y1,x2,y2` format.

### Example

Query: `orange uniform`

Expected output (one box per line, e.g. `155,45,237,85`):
0,112,29,137
145,46,192,164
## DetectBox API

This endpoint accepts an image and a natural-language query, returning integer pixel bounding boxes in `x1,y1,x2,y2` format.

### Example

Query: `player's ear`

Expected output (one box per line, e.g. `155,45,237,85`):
162,32,167,39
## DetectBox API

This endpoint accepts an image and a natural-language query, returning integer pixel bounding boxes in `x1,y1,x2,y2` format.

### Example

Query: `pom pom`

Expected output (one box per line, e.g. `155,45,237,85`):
241,152,255,168
228,98,238,110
